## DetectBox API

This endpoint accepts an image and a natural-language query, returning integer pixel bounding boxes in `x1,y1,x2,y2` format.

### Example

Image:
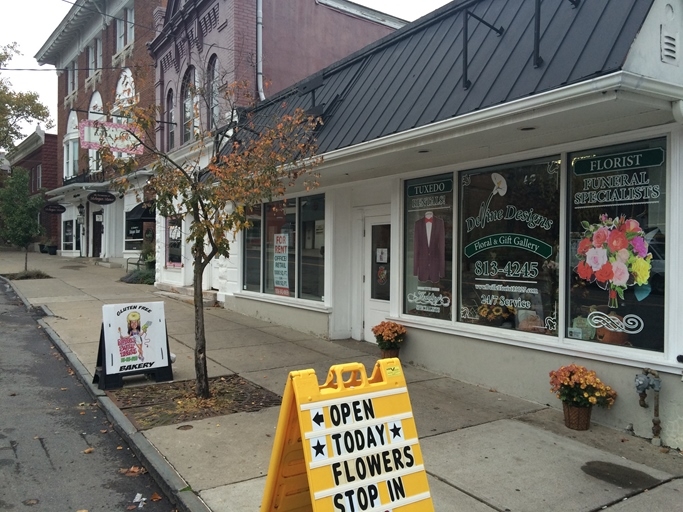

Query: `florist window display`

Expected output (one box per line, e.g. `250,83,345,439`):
459,158,561,335
567,139,666,352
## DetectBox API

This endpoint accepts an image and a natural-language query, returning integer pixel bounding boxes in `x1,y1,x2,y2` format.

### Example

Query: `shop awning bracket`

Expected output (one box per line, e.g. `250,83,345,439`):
535,0,581,68
462,9,505,90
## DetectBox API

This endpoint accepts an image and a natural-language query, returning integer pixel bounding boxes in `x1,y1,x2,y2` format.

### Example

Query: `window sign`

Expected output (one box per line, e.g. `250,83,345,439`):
459,158,560,334
265,200,296,297
567,139,665,352
403,174,453,320
273,233,290,296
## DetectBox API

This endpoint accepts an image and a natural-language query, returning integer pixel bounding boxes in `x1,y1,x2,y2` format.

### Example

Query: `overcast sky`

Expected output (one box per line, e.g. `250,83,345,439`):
2,0,451,138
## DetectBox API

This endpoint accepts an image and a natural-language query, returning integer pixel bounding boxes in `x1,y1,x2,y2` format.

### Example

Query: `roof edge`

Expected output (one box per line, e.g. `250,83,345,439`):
317,0,407,29
316,71,683,166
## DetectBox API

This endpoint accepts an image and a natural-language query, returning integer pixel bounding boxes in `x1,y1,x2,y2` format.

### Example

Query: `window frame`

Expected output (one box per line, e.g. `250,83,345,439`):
165,216,183,268
166,89,175,151
242,195,325,301
181,67,197,144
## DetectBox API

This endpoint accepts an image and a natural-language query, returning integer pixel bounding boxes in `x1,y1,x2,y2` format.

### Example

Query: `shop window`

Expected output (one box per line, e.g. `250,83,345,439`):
403,174,454,320
125,220,143,250
242,195,325,301
458,158,561,334
166,216,183,267
243,206,262,292
299,195,325,300
63,220,74,250
567,138,666,352
265,199,296,297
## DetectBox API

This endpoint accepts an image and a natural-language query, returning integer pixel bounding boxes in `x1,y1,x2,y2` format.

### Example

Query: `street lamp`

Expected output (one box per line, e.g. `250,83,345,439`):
77,202,85,216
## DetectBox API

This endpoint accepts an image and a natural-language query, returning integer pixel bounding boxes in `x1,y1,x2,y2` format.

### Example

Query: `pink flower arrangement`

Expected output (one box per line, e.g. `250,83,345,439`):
575,214,652,308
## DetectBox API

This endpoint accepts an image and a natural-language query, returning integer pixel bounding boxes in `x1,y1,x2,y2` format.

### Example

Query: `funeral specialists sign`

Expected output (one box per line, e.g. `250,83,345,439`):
261,360,434,512
459,159,560,334
568,139,666,352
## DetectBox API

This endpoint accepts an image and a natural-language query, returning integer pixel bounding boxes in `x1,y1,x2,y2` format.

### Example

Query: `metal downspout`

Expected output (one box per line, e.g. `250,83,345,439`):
257,0,265,101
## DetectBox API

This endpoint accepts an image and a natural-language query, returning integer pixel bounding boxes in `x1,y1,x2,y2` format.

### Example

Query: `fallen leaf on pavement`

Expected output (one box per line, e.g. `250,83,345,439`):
83,447,94,454
100,429,108,434
126,506,137,511
120,465,146,476
151,492,162,501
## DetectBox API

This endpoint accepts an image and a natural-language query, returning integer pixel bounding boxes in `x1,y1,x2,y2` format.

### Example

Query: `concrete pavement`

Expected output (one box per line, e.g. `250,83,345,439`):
1,249,681,511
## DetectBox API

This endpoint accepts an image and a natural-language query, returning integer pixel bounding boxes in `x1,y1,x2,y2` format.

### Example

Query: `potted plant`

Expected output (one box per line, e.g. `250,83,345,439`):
141,241,156,270
371,321,406,359
549,364,617,430
46,238,58,255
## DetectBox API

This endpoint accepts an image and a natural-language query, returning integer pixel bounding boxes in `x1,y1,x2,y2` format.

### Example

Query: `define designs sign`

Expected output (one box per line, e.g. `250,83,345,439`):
261,360,433,512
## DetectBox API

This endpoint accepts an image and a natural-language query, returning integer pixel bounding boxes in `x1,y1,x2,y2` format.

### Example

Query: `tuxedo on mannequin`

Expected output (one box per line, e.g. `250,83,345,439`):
413,212,445,283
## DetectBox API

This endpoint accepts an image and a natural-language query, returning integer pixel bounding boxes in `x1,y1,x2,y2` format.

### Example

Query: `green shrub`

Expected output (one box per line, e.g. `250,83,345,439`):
120,269,155,285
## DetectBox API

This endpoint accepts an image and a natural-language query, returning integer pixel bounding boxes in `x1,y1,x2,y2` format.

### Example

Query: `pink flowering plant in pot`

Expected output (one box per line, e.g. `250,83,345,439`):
371,321,406,351
575,214,652,308
549,364,617,408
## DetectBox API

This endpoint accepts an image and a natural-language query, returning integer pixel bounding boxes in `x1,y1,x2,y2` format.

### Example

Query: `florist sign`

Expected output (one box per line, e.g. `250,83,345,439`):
567,139,666,352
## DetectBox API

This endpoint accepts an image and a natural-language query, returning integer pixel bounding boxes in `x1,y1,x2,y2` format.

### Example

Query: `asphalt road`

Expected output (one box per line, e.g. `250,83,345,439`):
0,279,175,512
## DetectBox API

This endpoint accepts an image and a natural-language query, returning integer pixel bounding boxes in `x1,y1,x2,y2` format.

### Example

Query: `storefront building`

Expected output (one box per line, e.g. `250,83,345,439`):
188,0,683,447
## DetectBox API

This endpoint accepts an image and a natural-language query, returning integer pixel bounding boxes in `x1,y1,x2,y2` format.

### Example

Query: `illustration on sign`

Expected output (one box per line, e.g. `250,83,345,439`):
102,302,168,373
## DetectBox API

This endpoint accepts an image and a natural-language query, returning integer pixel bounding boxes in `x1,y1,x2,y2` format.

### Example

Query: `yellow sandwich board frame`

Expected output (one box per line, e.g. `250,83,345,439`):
261,359,434,512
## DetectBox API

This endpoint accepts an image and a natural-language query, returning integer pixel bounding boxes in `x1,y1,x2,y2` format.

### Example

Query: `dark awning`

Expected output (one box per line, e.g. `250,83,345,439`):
126,203,156,221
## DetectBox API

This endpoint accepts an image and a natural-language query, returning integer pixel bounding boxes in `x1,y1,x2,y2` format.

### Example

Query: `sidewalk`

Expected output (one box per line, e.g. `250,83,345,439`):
1,250,681,511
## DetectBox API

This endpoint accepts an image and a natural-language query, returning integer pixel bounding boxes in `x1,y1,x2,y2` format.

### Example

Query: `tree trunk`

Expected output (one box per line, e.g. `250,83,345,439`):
193,245,211,399
24,248,28,272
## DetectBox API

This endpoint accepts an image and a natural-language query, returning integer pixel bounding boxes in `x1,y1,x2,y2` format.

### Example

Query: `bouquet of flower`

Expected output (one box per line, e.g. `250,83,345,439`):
371,321,406,350
575,214,652,308
549,364,617,408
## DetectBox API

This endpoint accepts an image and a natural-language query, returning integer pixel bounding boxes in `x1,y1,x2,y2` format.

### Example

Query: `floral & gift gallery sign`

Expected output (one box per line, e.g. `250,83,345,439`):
568,139,666,352
459,158,560,335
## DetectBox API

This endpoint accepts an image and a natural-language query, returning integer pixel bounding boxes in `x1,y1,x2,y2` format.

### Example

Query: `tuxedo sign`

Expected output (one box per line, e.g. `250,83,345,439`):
93,301,173,389
404,174,453,320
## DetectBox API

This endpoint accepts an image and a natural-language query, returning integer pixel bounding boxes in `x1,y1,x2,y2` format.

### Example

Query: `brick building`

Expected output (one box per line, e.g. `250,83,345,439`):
35,0,401,264
7,126,59,249
36,0,164,258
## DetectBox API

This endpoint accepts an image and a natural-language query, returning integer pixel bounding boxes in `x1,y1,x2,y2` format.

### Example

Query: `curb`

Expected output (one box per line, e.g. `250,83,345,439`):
9,285,211,512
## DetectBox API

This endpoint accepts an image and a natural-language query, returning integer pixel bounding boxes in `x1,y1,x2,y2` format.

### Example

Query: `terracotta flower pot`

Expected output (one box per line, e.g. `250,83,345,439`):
563,402,592,430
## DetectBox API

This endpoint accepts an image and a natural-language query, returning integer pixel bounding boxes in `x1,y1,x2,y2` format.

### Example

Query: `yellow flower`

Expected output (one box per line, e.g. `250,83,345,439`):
631,257,651,286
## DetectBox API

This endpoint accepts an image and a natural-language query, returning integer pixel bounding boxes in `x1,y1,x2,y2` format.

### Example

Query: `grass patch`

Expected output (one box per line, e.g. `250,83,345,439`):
120,269,156,285
2,269,52,280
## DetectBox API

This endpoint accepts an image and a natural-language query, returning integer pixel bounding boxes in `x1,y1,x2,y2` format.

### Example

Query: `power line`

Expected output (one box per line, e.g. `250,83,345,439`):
1,66,153,72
